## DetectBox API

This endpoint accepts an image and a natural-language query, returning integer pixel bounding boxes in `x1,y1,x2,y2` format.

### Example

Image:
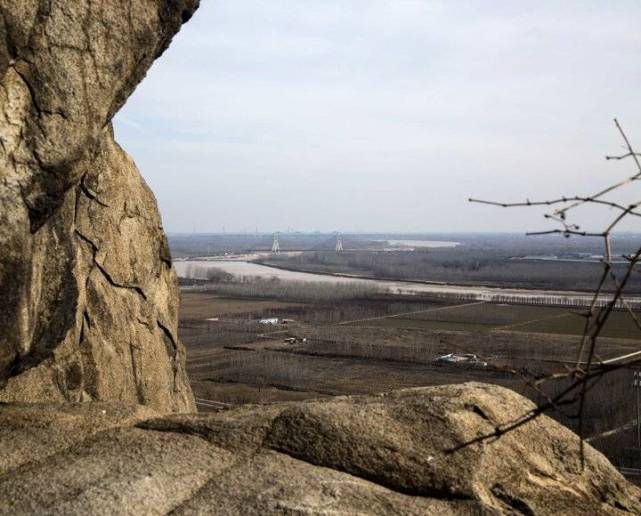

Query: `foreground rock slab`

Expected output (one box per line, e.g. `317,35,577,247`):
0,383,638,514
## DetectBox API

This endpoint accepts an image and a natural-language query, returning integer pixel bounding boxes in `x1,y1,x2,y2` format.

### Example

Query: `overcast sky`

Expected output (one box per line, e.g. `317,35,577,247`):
114,1,641,234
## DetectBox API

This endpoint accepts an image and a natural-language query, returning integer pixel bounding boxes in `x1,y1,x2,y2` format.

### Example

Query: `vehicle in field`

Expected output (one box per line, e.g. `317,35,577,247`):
435,353,487,368
258,317,279,325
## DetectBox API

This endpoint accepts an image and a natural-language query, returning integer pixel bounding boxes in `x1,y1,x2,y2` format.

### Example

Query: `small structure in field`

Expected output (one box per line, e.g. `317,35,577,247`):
258,317,279,325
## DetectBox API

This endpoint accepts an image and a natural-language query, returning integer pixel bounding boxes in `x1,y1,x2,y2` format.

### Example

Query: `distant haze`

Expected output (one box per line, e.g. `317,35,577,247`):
114,1,641,234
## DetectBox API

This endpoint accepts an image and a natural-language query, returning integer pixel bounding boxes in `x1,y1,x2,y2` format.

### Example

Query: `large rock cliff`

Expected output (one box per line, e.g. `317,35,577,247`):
0,0,197,412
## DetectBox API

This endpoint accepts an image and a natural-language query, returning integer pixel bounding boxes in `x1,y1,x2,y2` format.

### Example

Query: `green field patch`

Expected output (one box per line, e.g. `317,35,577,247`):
509,311,641,340
405,303,570,327
347,303,641,340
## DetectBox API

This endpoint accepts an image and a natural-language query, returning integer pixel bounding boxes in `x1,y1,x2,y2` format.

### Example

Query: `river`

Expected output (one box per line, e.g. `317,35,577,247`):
173,255,640,308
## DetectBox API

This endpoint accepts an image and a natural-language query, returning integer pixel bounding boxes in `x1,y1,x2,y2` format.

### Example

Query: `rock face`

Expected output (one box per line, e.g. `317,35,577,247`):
0,383,638,514
0,1,197,412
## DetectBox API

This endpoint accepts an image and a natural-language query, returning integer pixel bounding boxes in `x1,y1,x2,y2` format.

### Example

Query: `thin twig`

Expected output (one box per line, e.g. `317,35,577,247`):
460,120,641,462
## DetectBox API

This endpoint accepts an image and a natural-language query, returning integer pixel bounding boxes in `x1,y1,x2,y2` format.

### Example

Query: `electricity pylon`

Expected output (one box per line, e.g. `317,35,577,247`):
271,232,280,254
335,233,343,253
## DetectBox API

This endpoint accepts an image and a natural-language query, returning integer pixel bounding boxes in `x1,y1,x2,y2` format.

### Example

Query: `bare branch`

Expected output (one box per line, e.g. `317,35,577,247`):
461,119,641,463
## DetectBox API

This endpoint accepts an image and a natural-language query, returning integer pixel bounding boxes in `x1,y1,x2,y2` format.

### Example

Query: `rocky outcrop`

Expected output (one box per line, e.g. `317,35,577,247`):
0,1,197,411
0,383,639,514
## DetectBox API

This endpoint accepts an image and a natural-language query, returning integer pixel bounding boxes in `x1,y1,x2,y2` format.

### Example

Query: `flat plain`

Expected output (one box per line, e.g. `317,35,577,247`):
179,290,637,463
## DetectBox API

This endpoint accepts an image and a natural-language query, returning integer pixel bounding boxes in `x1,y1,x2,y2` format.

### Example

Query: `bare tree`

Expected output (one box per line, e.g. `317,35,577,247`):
458,119,641,462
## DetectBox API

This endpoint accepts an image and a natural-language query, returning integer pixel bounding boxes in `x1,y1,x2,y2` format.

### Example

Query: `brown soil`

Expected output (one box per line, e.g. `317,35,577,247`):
179,291,641,469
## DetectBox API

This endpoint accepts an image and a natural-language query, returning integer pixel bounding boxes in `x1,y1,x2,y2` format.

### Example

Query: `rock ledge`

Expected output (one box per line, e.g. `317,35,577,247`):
0,383,638,515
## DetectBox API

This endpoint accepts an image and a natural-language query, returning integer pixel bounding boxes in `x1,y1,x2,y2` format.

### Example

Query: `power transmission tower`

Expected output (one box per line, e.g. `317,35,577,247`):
271,232,280,254
335,233,343,253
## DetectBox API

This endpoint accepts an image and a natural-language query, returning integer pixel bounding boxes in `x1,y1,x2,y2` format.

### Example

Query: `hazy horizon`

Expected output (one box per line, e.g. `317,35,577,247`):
114,1,641,234
167,230,641,237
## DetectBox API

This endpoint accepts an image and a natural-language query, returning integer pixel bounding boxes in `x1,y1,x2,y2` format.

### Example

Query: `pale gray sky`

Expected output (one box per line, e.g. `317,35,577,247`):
114,0,641,234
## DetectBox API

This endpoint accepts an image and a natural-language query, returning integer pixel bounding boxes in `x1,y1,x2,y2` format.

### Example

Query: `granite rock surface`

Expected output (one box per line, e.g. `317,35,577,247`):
0,383,639,515
0,0,197,412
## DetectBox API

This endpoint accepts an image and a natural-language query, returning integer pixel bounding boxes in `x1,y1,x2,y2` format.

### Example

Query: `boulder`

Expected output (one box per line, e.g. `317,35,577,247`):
0,0,197,412
0,383,638,514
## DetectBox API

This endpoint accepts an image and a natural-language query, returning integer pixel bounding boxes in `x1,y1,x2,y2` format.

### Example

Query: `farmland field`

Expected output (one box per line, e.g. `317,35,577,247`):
179,292,304,320
347,302,641,340
179,291,637,405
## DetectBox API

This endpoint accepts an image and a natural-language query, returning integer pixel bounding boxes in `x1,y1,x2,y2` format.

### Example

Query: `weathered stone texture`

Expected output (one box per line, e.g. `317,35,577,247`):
0,0,198,412
0,383,639,514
